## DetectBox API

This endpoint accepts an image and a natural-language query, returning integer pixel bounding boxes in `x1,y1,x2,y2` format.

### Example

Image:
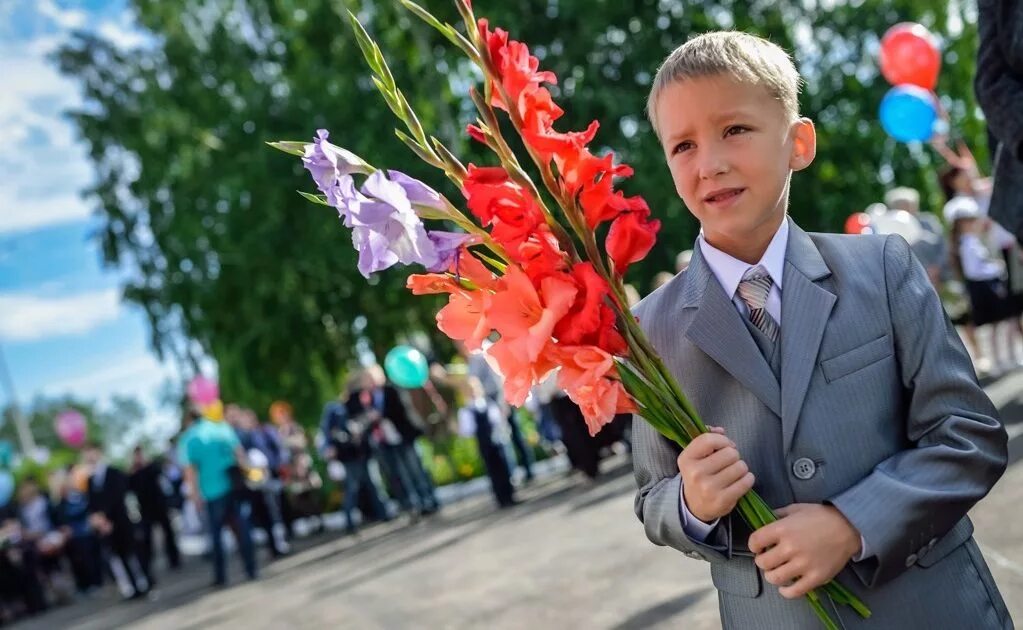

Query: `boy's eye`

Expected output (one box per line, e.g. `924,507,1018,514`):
725,125,750,137
672,140,693,155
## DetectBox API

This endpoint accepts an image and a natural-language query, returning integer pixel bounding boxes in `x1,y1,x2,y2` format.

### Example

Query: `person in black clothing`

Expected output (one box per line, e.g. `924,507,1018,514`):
0,493,47,620
458,378,516,508
55,465,103,594
234,409,289,557
82,443,150,600
347,367,439,516
320,392,389,534
128,447,180,571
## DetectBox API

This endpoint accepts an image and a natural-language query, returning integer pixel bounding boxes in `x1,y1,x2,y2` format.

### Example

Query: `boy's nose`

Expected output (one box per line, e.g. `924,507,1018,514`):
697,148,730,180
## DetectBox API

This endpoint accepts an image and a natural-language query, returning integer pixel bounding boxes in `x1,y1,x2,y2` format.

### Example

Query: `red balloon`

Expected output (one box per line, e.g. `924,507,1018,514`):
844,213,873,235
880,23,941,90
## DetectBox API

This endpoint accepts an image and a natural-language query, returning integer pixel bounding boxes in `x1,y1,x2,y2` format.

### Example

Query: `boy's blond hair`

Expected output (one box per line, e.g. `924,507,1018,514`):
646,31,802,138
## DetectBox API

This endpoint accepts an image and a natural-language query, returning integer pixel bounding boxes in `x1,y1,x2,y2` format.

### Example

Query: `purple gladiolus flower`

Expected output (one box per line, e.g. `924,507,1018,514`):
346,171,440,277
425,231,473,272
387,170,445,210
302,129,370,203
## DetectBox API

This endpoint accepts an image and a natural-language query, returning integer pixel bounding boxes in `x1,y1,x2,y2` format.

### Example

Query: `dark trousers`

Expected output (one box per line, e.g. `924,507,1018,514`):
506,410,535,479
103,527,150,596
342,458,388,532
551,396,600,478
66,535,103,592
205,493,256,585
376,444,420,512
396,443,438,511
0,544,46,613
140,511,180,569
479,442,515,506
248,487,287,556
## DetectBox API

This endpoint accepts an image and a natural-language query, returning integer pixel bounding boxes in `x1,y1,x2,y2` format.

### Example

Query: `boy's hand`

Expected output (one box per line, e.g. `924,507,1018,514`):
749,504,862,599
678,427,755,523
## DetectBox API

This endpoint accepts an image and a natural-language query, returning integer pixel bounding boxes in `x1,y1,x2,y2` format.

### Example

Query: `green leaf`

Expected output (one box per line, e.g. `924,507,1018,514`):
398,0,448,35
430,137,467,179
395,129,441,168
297,191,331,206
266,140,308,156
471,250,507,273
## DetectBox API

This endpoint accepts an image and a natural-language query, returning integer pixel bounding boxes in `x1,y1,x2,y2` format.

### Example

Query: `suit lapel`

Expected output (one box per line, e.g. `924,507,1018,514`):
779,221,836,454
681,246,782,417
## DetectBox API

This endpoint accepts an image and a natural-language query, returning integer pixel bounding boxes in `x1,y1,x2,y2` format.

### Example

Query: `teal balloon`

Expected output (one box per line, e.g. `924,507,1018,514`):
0,440,11,468
0,471,13,507
384,345,429,388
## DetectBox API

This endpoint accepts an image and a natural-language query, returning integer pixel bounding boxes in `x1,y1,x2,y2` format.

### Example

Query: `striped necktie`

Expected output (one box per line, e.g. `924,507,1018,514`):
736,265,779,343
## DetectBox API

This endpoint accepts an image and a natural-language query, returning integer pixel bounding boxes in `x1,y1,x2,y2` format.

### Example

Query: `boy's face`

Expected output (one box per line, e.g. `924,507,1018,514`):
655,75,815,256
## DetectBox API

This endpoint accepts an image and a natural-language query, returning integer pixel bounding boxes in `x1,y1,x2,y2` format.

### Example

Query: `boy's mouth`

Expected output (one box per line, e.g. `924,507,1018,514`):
703,187,745,205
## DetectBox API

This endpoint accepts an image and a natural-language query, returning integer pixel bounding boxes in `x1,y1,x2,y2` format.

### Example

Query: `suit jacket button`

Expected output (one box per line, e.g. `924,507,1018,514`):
928,537,938,549
905,553,918,567
792,458,816,480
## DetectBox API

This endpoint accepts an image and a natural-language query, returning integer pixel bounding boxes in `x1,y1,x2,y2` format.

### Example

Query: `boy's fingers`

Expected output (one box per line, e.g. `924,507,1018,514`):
714,459,750,487
753,543,791,572
708,426,726,434
748,520,781,554
684,432,734,459
700,446,740,475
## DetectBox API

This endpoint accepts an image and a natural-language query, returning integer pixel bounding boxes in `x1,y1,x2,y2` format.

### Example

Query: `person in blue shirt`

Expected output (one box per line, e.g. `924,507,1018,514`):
179,407,257,587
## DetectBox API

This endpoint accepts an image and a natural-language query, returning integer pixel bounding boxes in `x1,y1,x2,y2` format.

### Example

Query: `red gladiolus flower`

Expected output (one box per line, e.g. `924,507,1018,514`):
466,123,487,144
510,229,568,281
553,263,625,356
463,165,546,243
478,19,555,113
606,206,660,275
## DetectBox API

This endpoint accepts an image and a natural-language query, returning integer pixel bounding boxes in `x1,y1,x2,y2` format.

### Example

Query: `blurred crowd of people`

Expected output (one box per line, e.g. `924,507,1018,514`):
0,343,630,625
0,443,183,623
884,141,1023,376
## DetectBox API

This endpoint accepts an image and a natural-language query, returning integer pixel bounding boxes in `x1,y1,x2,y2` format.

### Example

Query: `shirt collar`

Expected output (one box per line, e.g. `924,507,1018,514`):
697,217,789,299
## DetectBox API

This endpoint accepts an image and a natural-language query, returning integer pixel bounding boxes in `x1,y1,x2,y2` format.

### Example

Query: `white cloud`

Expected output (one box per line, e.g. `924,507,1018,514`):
0,191,92,234
37,0,87,30
0,288,121,341
40,352,170,398
96,19,148,50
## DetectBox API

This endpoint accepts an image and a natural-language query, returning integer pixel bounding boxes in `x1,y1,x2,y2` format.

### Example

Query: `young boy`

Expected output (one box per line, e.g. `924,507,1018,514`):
632,32,1012,628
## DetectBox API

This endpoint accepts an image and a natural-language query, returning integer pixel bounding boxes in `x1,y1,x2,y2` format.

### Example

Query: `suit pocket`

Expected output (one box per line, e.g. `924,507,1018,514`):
820,334,892,383
710,556,762,598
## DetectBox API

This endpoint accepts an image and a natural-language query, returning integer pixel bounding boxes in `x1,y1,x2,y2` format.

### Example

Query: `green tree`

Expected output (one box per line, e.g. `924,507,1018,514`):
58,0,985,424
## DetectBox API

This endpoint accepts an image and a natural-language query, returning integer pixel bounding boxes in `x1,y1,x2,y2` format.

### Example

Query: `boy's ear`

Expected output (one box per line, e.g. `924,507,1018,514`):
789,118,816,172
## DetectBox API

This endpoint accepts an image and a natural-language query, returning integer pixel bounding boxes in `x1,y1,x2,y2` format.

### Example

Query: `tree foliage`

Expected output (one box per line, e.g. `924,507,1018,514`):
57,0,986,424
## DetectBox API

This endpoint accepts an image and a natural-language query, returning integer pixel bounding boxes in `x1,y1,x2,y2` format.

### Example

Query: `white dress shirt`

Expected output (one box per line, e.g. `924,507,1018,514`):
959,233,1005,282
678,218,869,560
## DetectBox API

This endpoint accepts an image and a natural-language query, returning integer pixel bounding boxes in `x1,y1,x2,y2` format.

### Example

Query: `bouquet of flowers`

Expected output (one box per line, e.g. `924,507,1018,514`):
271,2,869,626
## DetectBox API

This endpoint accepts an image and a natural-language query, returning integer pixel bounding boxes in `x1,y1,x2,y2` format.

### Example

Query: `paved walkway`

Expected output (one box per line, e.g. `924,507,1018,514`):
14,371,1023,629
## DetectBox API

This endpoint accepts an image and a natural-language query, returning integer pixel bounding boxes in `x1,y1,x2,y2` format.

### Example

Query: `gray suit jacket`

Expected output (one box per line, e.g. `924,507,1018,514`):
632,219,1012,628
977,0,1023,242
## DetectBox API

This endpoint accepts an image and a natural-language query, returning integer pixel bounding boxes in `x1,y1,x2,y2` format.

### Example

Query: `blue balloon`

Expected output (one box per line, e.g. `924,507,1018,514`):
0,471,13,507
879,85,937,143
384,345,429,388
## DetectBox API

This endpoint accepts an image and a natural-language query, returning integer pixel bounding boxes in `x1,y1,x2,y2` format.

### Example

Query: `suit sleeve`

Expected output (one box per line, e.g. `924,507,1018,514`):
630,298,733,564
975,0,1023,161
829,235,1008,587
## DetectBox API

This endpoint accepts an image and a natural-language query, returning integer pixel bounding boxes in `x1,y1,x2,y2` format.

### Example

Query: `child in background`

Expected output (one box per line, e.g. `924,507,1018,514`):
948,196,1023,374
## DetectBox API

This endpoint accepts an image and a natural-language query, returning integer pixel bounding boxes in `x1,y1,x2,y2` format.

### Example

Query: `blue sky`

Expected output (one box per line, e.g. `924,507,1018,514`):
0,0,179,448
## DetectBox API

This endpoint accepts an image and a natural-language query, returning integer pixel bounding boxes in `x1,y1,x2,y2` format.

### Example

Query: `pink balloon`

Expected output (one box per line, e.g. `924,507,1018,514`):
55,410,87,448
187,376,220,406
